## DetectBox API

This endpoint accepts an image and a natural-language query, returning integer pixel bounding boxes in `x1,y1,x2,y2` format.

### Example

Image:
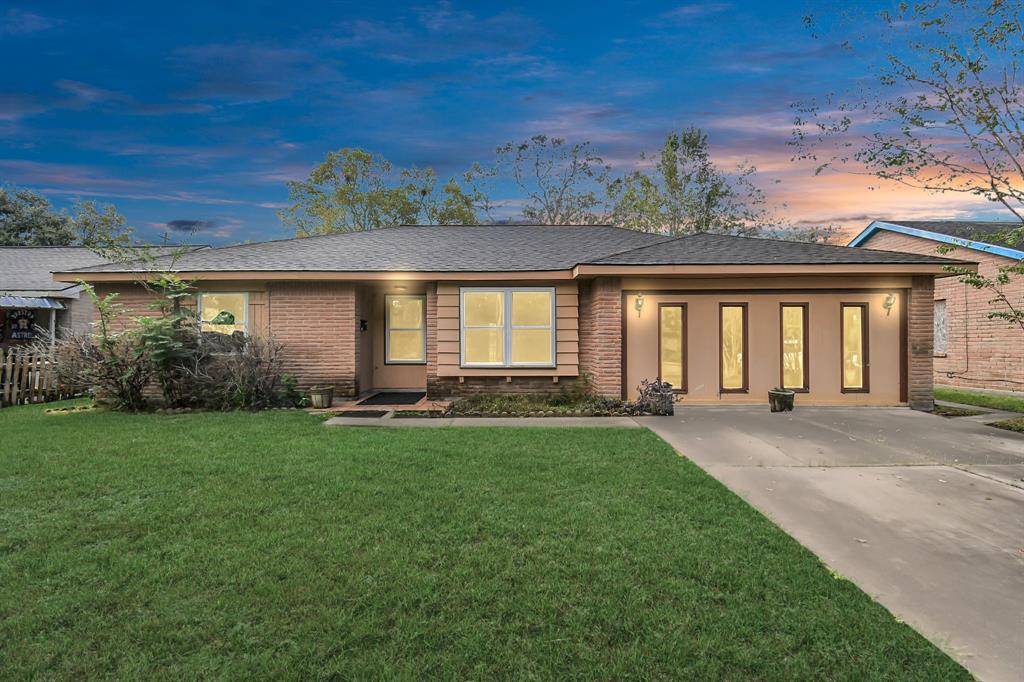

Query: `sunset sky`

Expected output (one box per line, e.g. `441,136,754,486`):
1,1,1010,244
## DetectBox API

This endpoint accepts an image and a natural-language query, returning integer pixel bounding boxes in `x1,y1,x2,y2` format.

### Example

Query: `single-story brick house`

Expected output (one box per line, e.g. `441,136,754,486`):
850,220,1023,394
55,224,972,409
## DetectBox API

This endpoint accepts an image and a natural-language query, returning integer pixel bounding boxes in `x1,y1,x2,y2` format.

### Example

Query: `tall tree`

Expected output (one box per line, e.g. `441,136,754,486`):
280,149,481,236
607,128,772,236
791,0,1023,330
469,135,611,224
0,186,134,249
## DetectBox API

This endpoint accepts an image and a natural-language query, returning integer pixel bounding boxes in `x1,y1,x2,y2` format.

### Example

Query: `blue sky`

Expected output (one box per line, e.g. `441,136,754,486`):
0,1,1004,244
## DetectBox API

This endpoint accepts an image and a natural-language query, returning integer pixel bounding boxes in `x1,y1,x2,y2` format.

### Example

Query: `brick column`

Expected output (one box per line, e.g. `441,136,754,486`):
578,277,623,397
908,275,935,410
425,283,442,397
268,282,358,395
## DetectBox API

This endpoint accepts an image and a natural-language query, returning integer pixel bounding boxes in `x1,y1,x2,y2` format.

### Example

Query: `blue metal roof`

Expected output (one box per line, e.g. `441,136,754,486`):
849,221,1024,260
0,296,66,310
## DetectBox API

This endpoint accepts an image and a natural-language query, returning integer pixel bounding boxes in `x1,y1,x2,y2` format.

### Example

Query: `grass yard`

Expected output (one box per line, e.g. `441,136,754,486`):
0,402,968,679
990,416,1024,433
935,386,1024,413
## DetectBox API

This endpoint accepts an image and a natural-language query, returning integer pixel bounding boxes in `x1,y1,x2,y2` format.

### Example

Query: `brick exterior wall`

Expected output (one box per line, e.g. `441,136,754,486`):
908,275,935,410
92,284,165,331
578,277,623,397
425,283,441,396
267,282,358,395
862,230,1023,393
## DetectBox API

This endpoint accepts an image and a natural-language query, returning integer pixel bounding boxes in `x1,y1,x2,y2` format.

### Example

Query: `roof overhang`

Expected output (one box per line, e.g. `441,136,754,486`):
52,269,577,283
0,296,66,310
55,260,971,284
572,262,968,277
849,220,1024,260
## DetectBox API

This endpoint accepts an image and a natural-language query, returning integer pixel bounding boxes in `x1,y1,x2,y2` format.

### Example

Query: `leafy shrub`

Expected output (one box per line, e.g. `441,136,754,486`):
53,277,302,412
629,378,675,416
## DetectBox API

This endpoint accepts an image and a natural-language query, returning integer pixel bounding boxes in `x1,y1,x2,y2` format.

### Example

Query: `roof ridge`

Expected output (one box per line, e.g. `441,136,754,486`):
583,231,689,263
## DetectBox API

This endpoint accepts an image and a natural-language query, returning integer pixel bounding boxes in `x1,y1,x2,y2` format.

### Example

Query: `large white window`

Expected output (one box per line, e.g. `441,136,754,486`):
460,287,555,367
199,293,247,335
386,295,426,364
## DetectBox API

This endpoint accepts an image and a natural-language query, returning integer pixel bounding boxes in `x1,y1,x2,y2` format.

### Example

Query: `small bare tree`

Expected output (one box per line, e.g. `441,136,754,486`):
470,135,611,224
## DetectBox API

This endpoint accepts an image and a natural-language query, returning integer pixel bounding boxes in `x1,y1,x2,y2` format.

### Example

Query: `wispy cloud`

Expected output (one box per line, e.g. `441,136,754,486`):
172,43,342,103
0,8,55,36
659,3,733,23
330,2,539,65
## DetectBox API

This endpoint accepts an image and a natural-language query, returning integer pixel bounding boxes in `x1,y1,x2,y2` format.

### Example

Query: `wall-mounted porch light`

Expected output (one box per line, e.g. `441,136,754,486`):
634,293,645,317
883,292,896,316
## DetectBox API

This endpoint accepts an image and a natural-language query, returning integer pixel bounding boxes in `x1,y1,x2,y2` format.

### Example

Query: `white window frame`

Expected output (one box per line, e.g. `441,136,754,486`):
385,294,427,365
459,286,557,368
197,292,249,335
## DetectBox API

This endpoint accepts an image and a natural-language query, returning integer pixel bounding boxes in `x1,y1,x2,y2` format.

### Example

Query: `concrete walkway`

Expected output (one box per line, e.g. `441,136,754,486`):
639,407,1024,682
324,414,640,428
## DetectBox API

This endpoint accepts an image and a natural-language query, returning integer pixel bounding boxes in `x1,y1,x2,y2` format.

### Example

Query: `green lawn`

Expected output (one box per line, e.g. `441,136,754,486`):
0,402,968,680
990,416,1024,433
935,387,1024,413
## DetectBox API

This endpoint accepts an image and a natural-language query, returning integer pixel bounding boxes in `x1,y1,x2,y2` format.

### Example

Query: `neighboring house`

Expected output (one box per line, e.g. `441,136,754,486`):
54,224,971,409
849,220,1023,394
0,247,110,350
0,245,208,352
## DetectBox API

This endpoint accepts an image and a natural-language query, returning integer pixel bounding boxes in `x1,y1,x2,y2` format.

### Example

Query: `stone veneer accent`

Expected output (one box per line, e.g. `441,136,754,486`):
267,282,358,396
578,277,623,397
908,275,935,410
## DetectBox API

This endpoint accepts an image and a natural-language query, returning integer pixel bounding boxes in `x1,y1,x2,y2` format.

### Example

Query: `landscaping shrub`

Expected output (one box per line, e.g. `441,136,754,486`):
444,392,632,417
630,378,675,416
442,376,678,417
51,276,301,412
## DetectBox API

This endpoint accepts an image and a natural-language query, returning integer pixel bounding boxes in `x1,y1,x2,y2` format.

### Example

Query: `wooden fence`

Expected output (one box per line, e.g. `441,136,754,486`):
0,348,69,407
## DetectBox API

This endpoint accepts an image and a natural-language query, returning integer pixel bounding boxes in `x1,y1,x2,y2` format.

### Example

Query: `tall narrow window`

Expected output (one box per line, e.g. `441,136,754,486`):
780,304,808,391
720,304,748,392
933,299,948,355
385,295,426,364
841,303,868,391
659,304,686,392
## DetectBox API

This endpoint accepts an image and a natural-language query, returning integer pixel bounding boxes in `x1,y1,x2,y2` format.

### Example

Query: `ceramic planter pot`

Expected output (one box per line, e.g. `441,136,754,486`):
768,388,795,413
308,385,335,409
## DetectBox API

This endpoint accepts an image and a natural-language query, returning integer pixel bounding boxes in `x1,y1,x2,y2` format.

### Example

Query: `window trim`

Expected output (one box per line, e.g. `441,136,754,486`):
840,302,870,393
459,286,556,368
658,303,687,393
384,294,427,365
779,303,810,393
197,292,248,335
718,302,749,394
933,298,948,358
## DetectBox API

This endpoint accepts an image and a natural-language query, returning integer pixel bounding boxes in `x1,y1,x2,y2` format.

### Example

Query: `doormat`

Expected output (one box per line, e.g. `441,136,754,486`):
358,391,426,406
339,410,390,418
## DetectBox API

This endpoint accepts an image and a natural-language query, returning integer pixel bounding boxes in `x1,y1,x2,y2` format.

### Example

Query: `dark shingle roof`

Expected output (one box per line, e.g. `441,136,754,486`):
63,225,966,276
71,225,671,273
3,245,210,294
589,232,969,265
0,247,110,295
880,220,1021,250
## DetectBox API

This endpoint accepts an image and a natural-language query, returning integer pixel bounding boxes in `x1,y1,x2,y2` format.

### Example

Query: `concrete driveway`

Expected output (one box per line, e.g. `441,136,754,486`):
639,407,1024,682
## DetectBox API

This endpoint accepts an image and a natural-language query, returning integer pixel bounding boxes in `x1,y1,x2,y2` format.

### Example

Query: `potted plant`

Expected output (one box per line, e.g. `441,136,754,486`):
307,385,335,409
768,387,795,413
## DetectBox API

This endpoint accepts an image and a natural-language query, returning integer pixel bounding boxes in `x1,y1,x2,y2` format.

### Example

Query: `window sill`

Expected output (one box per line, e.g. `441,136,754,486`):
933,353,947,359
